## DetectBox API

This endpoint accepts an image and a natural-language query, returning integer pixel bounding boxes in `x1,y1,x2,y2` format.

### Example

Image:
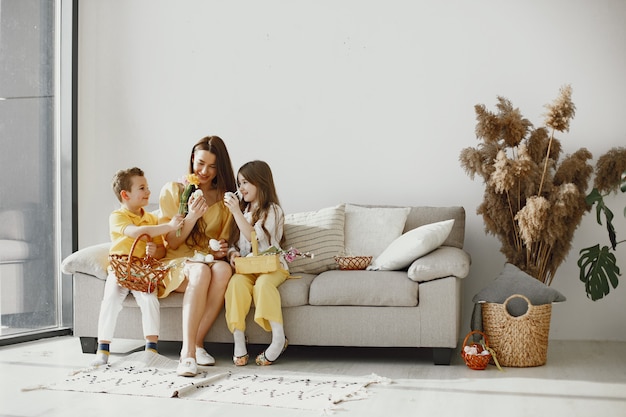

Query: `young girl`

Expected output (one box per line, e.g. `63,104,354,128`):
224,160,290,366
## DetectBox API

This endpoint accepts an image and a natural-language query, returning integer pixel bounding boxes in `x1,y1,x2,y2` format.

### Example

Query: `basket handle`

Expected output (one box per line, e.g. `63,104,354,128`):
251,231,258,256
462,329,489,349
126,233,153,279
503,293,534,317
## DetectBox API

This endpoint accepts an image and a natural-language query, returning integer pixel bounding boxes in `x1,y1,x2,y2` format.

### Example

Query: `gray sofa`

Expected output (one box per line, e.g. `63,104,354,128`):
62,204,470,365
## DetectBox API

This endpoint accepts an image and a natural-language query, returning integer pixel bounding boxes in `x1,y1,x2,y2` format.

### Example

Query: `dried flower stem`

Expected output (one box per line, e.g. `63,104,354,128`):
538,129,556,195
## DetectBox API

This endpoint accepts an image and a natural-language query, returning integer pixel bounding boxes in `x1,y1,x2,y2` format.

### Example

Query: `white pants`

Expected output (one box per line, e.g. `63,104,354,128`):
96,271,160,341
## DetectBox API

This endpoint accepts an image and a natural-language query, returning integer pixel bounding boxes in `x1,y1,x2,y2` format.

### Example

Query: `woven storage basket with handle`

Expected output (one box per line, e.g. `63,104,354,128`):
481,293,552,367
234,231,280,274
461,329,492,370
108,233,170,293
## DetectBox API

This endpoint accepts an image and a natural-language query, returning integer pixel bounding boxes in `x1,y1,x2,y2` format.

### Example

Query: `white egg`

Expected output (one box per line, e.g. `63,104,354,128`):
204,254,214,262
209,239,221,251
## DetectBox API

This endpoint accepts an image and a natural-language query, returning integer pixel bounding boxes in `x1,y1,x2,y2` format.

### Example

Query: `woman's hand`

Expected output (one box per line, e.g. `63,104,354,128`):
186,192,208,221
212,239,229,259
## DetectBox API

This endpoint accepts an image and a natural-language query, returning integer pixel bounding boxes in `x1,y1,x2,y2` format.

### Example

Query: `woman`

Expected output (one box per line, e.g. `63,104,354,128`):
159,135,237,376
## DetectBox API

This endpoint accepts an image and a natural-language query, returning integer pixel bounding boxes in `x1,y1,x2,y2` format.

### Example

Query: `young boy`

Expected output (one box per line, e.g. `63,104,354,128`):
92,167,184,366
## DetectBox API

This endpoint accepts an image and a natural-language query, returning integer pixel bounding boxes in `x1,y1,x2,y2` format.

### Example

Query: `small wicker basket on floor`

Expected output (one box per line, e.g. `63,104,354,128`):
481,294,552,367
108,233,171,293
461,330,492,370
334,256,372,270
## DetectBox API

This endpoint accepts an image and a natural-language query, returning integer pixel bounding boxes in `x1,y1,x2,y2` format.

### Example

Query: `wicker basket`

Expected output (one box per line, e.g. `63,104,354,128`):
108,233,171,293
481,294,552,367
461,330,492,370
334,256,372,270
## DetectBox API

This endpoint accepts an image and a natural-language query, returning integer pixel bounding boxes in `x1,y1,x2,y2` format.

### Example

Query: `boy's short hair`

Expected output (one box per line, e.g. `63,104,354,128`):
112,167,144,202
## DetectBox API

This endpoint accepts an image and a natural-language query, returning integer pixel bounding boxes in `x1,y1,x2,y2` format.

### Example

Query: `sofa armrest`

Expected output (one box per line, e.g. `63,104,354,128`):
407,246,471,282
61,242,111,280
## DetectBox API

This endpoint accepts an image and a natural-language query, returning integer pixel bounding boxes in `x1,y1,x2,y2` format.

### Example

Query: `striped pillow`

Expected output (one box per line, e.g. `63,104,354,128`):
283,205,345,274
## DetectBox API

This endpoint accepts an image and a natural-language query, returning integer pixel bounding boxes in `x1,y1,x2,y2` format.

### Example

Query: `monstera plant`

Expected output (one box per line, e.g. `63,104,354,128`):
578,147,626,301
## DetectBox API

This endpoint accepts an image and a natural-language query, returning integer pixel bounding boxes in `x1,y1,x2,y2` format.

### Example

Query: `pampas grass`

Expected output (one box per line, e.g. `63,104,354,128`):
460,85,593,285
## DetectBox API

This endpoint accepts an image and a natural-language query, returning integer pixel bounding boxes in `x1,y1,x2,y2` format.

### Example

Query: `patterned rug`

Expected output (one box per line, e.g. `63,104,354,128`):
26,352,391,413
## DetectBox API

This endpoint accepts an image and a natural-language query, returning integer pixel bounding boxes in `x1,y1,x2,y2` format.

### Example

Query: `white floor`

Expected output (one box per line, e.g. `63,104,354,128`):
1,336,625,417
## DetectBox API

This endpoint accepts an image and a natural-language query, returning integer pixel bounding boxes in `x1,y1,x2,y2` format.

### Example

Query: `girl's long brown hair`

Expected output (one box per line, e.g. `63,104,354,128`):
229,160,285,250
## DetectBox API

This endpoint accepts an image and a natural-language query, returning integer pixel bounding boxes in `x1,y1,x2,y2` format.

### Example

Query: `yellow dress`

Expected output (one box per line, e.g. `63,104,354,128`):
157,181,232,298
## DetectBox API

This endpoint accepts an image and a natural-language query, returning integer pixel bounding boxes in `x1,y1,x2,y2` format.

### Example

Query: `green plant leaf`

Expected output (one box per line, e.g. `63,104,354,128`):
586,189,617,250
578,244,621,301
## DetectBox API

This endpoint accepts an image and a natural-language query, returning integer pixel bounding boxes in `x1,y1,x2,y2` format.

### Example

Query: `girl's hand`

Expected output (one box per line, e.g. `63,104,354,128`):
223,192,241,214
229,251,241,268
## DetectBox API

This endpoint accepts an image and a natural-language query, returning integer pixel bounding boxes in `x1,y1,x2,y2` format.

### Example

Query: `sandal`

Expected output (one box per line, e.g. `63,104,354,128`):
233,353,249,366
255,337,289,366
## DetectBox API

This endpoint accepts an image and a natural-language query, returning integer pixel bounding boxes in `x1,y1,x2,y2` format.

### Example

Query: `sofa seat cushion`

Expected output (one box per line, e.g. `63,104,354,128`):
278,274,317,307
309,270,418,307
123,274,318,308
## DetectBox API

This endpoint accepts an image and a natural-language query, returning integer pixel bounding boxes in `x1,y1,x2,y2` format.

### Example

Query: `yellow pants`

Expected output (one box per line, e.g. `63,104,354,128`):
224,269,289,333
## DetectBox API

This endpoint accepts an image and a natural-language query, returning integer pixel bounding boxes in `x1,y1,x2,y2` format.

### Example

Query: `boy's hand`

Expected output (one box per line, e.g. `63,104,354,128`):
169,214,185,231
145,241,157,257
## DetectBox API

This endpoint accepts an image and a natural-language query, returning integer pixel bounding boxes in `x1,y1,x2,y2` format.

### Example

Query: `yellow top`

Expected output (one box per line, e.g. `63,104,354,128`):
109,207,163,256
157,181,233,297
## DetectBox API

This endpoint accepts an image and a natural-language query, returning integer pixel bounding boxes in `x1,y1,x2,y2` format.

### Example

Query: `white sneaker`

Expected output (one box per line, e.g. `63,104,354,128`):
195,347,215,366
176,357,198,377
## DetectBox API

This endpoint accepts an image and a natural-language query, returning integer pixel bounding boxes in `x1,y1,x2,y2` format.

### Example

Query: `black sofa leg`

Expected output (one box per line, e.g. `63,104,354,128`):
80,336,98,354
432,347,452,365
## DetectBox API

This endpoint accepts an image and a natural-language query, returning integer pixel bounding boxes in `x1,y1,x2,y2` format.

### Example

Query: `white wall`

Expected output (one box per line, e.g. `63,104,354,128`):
77,0,626,341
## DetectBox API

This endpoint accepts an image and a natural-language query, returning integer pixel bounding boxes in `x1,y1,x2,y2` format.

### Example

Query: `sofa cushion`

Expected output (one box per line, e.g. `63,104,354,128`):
61,242,111,280
368,219,454,271
278,274,317,307
309,270,418,307
344,204,411,257
0,208,35,241
404,206,465,249
283,205,345,274
0,240,34,262
407,246,471,282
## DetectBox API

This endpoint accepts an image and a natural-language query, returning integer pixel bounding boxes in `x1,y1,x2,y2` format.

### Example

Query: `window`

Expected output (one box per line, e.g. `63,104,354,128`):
0,0,74,343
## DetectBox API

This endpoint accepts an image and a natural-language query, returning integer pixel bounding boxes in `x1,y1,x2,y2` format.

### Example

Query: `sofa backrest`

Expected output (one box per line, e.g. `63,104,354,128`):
404,206,465,249
358,204,465,249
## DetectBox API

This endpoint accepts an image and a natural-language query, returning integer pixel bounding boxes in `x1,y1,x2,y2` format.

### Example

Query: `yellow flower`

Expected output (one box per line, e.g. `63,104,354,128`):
186,173,200,187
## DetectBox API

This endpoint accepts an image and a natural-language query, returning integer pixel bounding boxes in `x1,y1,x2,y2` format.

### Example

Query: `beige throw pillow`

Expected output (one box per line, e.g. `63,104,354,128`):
283,204,345,274
343,204,410,257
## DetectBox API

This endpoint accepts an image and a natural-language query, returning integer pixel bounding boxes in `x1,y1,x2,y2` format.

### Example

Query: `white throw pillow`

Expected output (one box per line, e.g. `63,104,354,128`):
407,246,471,282
283,204,345,274
61,242,112,280
344,204,411,257
368,219,454,271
